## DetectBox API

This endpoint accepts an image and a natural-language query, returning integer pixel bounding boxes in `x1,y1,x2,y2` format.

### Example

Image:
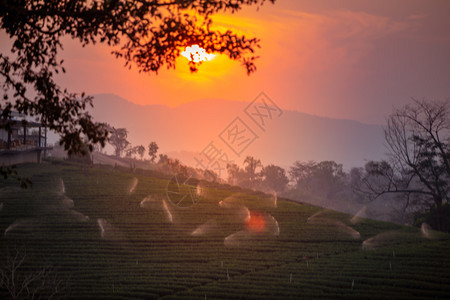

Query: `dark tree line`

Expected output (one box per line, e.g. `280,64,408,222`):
104,125,159,161
227,157,288,194
227,157,355,214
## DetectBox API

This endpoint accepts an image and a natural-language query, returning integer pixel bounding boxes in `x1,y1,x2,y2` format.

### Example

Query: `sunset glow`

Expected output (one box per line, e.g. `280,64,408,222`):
181,45,216,63
1,1,450,299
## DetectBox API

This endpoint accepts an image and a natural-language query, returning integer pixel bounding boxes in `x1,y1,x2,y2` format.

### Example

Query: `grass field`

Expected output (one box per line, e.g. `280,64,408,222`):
0,160,449,299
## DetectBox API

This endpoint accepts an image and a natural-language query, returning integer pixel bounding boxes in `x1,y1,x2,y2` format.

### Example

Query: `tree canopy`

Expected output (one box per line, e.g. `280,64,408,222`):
148,141,158,162
0,0,274,157
109,127,130,157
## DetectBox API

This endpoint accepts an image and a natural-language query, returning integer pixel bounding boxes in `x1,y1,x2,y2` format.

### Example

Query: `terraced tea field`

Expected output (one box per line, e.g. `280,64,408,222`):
0,160,449,299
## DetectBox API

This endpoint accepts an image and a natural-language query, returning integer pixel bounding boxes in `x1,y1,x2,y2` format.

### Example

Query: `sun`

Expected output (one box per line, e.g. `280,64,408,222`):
181,45,216,63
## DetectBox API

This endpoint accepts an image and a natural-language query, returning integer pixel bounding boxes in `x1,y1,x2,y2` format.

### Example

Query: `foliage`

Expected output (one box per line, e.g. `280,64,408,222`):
137,145,145,159
0,166,32,188
158,157,188,175
108,127,130,157
227,157,354,210
157,153,168,164
289,160,346,199
124,145,145,159
148,141,159,162
226,162,246,186
226,156,263,189
243,156,262,186
260,164,289,193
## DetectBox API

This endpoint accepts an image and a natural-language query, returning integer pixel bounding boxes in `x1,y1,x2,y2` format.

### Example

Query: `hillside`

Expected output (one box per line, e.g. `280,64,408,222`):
90,94,386,169
0,160,449,299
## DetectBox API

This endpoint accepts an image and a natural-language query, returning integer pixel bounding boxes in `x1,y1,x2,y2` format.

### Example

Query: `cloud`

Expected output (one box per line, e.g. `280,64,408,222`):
263,9,413,71
324,10,410,40
408,14,427,21
277,9,411,39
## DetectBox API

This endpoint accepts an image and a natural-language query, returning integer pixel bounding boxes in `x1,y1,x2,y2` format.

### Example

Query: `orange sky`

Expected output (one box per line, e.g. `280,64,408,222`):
2,0,450,125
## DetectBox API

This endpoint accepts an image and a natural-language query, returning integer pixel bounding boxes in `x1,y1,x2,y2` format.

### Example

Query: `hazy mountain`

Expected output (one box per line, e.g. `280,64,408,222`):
90,94,386,170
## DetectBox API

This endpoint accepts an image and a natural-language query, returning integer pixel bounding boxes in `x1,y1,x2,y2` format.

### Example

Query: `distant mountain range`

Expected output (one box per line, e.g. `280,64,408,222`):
90,94,387,170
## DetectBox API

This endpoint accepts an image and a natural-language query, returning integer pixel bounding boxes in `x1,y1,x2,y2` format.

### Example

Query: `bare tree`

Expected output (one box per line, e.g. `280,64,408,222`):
358,99,450,229
356,160,424,224
0,249,67,299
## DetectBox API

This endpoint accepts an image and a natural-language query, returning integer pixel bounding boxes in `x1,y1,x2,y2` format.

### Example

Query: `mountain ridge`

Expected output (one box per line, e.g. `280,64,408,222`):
89,93,386,170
